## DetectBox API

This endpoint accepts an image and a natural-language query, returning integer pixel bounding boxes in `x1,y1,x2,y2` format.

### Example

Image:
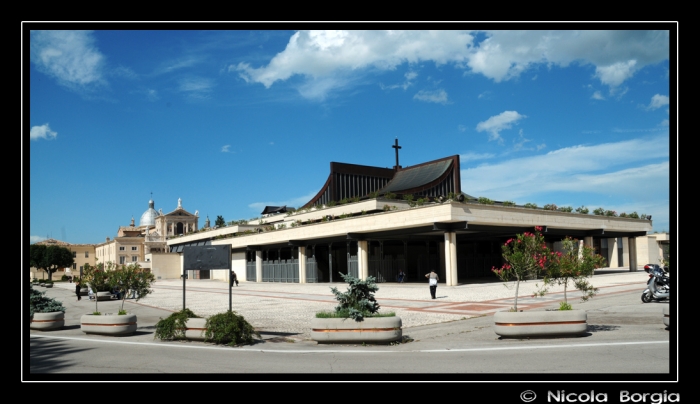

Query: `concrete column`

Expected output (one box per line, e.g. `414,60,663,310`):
609,238,619,268
621,238,630,267
438,240,445,278
628,237,638,271
255,250,263,282
358,240,368,280
444,232,458,286
298,246,306,284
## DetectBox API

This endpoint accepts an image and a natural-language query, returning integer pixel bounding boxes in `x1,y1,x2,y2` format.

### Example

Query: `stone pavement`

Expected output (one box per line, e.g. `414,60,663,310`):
43,268,653,342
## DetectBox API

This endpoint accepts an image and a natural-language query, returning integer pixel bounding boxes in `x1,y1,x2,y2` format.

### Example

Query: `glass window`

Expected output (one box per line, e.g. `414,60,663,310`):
131,246,138,251
85,251,89,258
119,246,125,251
73,263,76,269
72,252,76,258
132,256,138,262
119,256,126,264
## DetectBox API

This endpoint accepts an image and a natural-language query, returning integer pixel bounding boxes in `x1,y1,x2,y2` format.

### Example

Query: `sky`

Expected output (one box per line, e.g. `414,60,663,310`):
25,26,675,245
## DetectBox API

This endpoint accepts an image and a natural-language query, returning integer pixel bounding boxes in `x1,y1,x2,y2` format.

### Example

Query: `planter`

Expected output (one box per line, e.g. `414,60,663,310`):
310,316,402,344
30,311,65,331
493,310,587,338
44,283,53,288
663,305,669,327
79,287,88,296
184,318,208,341
81,313,137,336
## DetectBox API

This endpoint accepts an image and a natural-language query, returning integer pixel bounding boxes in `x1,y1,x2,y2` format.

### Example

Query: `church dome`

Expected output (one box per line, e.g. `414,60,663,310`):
139,199,158,227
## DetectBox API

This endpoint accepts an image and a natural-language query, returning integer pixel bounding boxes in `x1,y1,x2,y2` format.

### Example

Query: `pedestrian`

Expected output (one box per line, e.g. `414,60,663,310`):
75,280,82,301
425,269,439,299
397,269,406,283
232,270,239,286
88,286,94,301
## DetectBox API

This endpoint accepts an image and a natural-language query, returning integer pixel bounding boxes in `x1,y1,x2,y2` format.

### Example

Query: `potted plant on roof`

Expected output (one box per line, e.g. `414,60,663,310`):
311,273,401,344
30,284,66,331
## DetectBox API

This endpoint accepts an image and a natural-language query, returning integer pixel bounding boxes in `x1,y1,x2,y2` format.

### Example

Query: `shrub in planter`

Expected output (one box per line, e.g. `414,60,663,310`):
316,273,394,321
110,263,156,313
154,308,200,341
30,285,66,317
204,310,260,346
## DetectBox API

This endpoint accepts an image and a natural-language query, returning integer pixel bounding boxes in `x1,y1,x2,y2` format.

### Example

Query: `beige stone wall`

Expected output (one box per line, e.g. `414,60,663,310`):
150,253,182,280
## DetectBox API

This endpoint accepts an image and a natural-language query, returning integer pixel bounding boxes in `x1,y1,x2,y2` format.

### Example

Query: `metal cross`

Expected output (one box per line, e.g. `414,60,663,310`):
392,138,401,169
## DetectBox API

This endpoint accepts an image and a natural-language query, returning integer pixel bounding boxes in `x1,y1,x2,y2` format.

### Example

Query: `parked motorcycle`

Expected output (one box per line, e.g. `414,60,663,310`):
641,264,670,303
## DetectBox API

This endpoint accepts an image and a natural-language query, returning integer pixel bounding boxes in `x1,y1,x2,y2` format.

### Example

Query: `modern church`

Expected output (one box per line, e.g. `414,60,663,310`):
151,140,654,286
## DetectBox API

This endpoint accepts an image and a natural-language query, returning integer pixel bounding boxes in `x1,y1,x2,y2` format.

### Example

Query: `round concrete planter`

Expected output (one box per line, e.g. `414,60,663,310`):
79,287,88,296
493,310,587,338
311,316,402,344
663,305,669,327
80,313,137,336
44,283,53,288
30,311,65,331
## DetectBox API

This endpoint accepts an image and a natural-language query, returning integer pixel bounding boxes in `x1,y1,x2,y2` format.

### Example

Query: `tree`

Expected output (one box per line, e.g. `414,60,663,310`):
29,244,74,281
215,215,225,227
110,263,156,312
491,227,555,311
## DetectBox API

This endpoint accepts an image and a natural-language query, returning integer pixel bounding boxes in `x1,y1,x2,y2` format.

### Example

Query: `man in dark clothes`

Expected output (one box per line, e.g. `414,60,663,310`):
75,280,82,301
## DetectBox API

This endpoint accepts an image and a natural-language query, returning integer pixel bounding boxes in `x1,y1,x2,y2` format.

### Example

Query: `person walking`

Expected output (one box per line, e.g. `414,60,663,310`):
230,270,239,287
75,280,82,301
425,269,439,299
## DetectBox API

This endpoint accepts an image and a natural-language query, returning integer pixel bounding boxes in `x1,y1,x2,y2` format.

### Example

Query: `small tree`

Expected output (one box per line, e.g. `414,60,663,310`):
110,263,156,312
540,237,606,307
82,262,112,314
215,215,226,227
329,273,381,321
492,226,555,311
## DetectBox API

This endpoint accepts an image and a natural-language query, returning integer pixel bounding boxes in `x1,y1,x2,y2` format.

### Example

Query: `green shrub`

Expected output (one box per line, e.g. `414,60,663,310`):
524,203,538,209
558,206,573,213
204,310,260,346
154,308,200,341
558,301,572,311
576,206,589,214
29,285,65,317
478,197,495,205
628,211,640,219
593,207,605,216
502,201,516,207
61,274,69,281
416,198,426,206
543,204,558,210
326,273,382,322
384,192,396,200
316,310,395,318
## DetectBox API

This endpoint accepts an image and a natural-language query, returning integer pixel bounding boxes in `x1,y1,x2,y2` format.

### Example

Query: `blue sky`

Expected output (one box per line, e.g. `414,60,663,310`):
26,27,674,245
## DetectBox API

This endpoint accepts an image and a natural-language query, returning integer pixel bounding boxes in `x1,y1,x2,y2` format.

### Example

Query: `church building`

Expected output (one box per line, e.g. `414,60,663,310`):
159,140,653,286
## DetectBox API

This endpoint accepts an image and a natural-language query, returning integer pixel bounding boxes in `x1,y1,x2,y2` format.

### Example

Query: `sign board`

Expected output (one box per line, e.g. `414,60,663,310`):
183,245,231,271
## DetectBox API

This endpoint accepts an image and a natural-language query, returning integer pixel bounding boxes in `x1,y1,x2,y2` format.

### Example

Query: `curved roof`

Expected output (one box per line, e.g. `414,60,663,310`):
379,159,452,194
140,199,158,227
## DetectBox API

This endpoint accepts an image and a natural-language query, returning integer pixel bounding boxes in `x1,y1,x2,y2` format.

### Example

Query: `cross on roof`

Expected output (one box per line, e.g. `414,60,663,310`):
392,138,402,170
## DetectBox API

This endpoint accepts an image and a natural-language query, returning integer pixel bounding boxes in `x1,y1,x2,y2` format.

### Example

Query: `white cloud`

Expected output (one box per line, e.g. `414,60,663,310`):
459,152,495,162
413,89,449,104
30,236,46,244
647,94,669,110
595,60,638,87
475,110,526,144
235,30,668,99
178,77,214,99
461,134,670,203
30,30,106,90
221,145,231,152
30,123,57,141
380,70,418,91
591,91,605,100
458,124,467,132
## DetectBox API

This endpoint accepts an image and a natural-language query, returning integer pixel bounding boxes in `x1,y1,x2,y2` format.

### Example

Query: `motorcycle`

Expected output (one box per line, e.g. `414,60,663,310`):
641,264,670,303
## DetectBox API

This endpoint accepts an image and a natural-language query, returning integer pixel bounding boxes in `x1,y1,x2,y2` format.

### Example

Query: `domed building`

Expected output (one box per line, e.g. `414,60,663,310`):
95,197,199,274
